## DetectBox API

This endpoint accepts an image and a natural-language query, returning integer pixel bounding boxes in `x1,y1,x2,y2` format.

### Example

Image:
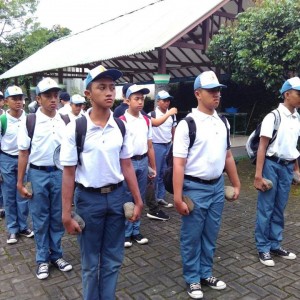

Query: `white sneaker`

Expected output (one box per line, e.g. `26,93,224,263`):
258,252,275,266
157,199,173,208
187,283,203,299
270,248,297,260
132,234,148,245
124,237,132,248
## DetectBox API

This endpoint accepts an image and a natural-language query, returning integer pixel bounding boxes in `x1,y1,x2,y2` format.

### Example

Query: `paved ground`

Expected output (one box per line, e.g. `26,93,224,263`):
1,159,300,300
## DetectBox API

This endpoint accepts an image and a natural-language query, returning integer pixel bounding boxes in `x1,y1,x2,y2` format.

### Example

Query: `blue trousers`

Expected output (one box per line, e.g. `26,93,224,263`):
255,159,294,252
153,143,171,200
28,168,64,263
124,157,148,237
180,176,224,283
0,153,29,234
75,184,126,300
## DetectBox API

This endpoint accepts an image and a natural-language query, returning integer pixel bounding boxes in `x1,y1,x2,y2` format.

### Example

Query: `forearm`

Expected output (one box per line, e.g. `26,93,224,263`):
173,157,185,202
225,150,240,188
17,150,29,186
62,166,76,220
147,142,156,171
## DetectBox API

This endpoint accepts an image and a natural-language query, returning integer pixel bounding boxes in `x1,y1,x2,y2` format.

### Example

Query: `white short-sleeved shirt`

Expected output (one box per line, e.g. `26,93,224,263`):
60,109,134,188
0,110,26,156
67,111,85,121
150,107,177,143
18,108,67,165
260,103,300,160
58,103,71,115
173,108,230,180
123,110,152,156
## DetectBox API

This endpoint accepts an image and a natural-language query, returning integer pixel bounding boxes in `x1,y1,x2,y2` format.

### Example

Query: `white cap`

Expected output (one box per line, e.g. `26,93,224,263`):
36,77,61,94
4,86,24,98
71,94,86,104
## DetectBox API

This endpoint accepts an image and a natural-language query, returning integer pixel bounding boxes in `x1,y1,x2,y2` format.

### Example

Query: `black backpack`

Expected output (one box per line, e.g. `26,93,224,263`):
163,115,230,194
245,109,281,165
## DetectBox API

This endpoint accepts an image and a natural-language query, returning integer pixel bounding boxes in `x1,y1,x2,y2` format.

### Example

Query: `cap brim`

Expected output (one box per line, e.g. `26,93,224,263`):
201,83,227,89
159,96,174,100
38,87,61,94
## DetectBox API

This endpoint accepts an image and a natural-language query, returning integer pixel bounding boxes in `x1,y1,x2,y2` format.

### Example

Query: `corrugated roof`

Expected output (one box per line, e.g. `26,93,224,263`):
0,0,229,79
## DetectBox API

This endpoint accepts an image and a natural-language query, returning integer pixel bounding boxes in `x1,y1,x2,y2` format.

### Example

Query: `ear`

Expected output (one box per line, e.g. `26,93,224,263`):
84,89,91,100
36,95,41,105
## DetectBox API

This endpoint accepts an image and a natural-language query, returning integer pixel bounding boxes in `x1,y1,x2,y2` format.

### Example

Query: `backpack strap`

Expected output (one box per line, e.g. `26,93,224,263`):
143,115,150,127
75,116,87,166
150,111,156,119
119,115,126,122
219,115,230,150
59,113,71,125
269,109,281,144
183,116,196,149
114,117,126,138
0,114,7,136
26,113,37,152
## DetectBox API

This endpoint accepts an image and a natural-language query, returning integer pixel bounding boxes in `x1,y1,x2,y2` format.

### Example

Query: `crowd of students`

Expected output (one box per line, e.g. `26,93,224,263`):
0,65,299,300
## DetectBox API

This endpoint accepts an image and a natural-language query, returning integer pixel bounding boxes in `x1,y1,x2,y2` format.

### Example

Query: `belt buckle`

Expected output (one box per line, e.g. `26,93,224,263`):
100,186,112,193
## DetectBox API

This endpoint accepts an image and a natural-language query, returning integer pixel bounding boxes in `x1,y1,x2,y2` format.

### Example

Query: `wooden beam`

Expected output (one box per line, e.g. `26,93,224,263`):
158,48,166,74
170,42,204,50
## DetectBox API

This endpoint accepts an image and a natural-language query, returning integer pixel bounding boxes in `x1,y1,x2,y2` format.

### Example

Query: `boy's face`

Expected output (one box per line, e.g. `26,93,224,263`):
5,95,23,111
157,99,170,111
128,92,144,112
85,78,115,109
194,87,221,111
71,103,83,116
36,90,59,113
285,89,300,109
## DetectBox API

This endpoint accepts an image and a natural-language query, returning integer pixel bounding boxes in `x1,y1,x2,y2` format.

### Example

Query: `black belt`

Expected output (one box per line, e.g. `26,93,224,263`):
0,150,18,158
184,175,221,185
30,163,58,172
76,181,123,194
131,153,147,160
266,156,296,166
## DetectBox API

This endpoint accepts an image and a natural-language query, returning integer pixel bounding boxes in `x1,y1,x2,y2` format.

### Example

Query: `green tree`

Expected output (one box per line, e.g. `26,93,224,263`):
207,0,300,91
0,0,38,39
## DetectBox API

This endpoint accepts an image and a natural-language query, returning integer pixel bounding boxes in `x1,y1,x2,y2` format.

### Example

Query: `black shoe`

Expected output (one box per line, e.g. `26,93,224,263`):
270,247,296,260
132,233,148,245
0,209,5,219
186,282,203,299
201,276,226,290
147,210,170,221
51,258,73,272
36,263,49,280
258,251,275,266
19,228,34,238
124,237,132,248
7,233,18,244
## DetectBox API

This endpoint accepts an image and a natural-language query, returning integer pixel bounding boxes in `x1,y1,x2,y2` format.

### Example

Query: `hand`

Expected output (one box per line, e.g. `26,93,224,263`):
254,177,269,192
129,203,143,222
228,186,240,202
168,107,177,116
17,184,32,199
148,169,157,179
62,215,82,235
174,197,189,216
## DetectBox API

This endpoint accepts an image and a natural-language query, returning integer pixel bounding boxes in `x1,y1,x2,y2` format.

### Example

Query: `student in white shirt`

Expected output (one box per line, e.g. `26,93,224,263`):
67,94,86,121
254,77,300,267
58,92,71,114
173,71,240,299
17,78,72,280
150,90,177,208
0,86,33,244
60,65,143,300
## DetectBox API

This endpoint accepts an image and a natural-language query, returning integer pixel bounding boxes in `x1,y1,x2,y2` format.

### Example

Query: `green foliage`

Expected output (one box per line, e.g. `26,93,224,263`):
207,0,300,92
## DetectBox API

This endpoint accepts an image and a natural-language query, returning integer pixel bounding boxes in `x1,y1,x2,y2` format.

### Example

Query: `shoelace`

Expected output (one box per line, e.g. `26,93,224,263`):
55,258,67,267
262,252,271,260
278,248,288,254
206,276,217,284
190,283,201,291
39,263,48,272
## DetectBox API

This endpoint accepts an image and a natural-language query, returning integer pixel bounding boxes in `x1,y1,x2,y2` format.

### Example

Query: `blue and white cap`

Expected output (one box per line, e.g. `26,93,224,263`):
155,90,174,100
125,84,150,99
71,94,86,104
194,71,227,90
36,77,61,94
85,65,122,88
4,85,24,98
280,77,300,94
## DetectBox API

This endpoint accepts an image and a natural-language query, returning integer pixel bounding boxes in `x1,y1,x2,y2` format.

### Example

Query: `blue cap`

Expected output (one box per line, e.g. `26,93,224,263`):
194,71,227,90
4,86,24,98
280,77,300,94
85,65,122,88
125,84,150,99
59,92,70,101
156,90,174,100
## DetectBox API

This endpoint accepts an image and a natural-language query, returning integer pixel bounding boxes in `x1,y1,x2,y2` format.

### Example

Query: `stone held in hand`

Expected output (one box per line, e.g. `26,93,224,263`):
182,195,194,212
264,178,273,190
123,202,135,219
225,186,235,200
71,211,85,230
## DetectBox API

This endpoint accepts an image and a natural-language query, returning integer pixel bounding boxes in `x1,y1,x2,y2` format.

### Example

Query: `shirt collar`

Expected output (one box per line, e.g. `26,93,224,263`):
278,103,298,118
192,108,219,120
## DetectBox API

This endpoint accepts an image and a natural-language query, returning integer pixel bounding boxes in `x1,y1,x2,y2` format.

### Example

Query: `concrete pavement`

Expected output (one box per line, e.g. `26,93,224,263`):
1,159,300,300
